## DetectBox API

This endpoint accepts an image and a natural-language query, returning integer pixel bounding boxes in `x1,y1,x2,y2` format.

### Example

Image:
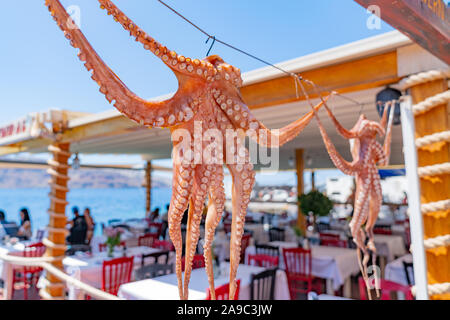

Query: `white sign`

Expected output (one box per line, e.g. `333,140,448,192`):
0,114,41,146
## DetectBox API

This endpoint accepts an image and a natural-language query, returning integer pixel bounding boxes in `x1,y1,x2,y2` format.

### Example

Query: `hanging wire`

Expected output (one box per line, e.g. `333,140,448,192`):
157,0,363,110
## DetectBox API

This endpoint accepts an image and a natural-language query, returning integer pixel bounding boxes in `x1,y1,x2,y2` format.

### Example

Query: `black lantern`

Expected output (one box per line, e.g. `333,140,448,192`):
376,87,402,125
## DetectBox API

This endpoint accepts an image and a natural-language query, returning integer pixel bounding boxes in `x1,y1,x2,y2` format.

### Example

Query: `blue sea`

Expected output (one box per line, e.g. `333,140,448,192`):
0,188,172,237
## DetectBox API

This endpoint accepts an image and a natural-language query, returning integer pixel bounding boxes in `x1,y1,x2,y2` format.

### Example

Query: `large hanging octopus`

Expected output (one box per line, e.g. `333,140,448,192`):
308,98,395,299
45,0,328,300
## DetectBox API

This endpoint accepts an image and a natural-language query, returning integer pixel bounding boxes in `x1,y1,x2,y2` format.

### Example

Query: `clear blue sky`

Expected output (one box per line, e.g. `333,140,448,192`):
1,0,393,185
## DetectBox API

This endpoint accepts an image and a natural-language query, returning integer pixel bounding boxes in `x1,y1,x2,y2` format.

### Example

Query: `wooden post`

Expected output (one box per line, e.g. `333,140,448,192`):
42,142,71,300
145,161,152,215
296,149,306,232
409,76,450,300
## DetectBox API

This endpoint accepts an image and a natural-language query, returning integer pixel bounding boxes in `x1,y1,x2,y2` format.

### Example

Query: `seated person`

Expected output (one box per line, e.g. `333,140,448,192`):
16,208,32,240
0,210,19,238
149,208,160,222
66,206,88,245
83,207,95,244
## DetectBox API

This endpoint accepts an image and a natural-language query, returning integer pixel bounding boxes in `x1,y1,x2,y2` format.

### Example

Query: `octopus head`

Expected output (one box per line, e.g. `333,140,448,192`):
204,55,243,88
358,119,385,138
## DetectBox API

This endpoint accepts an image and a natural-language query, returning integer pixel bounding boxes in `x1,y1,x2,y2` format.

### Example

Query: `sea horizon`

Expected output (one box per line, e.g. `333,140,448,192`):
0,187,172,237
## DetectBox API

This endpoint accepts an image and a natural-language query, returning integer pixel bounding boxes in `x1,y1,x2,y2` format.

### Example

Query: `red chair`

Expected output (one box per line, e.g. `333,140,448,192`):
373,228,393,235
148,222,163,238
358,277,413,300
152,240,175,251
181,254,205,271
247,254,279,268
206,280,241,300
404,225,411,250
240,234,252,264
319,232,340,241
138,233,158,247
11,242,46,300
283,247,323,299
102,256,134,296
98,241,126,252
223,221,232,234
320,238,348,248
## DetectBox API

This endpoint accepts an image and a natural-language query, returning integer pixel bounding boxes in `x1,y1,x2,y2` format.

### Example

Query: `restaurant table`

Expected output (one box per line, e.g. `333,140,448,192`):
385,254,413,286
91,232,140,253
243,224,269,244
111,219,148,234
0,241,33,300
373,234,406,262
49,246,172,299
246,242,360,297
117,262,290,300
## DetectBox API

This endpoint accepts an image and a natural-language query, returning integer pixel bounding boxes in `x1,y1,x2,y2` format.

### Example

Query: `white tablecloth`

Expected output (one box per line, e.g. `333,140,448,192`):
385,254,413,286
118,262,290,300
49,246,172,299
373,234,406,261
246,242,360,291
91,233,140,253
0,242,31,300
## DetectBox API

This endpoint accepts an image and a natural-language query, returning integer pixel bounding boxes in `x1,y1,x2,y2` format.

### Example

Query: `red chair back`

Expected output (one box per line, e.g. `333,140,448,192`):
148,222,163,237
319,232,340,241
24,242,46,274
404,225,411,249
138,233,158,247
206,280,241,300
99,241,126,252
223,221,232,234
283,248,312,278
320,238,348,248
240,234,252,263
373,228,393,235
358,277,413,300
248,254,279,268
102,256,134,296
152,240,175,251
181,254,205,271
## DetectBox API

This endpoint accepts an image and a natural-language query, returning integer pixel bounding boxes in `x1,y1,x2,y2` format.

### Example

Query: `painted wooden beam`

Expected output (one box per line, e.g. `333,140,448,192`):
241,51,401,110
354,0,450,64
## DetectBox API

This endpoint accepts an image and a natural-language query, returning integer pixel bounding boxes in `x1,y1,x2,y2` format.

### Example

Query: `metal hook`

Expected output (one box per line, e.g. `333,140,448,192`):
205,36,216,56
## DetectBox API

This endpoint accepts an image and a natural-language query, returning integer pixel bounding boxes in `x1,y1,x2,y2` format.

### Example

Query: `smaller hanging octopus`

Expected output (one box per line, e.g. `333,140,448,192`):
309,98,395,299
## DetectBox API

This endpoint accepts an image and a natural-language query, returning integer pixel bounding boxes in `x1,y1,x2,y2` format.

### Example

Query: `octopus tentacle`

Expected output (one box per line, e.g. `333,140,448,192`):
45,0,198,128
321,102,360,139
183,166,209,300
373,142,388,167
365,170,382,298
203,165,225,300
168,162,194,300
97,0,217,81
212,89,329,147
349,176,370,295
226,161,255,300
310,106,361,175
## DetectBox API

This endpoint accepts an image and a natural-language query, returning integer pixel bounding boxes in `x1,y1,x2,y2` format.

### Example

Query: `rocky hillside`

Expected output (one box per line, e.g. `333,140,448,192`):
0,168,171,189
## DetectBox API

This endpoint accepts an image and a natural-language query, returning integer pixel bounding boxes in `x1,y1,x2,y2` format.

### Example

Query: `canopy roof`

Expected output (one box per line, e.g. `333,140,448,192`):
1,31,446,170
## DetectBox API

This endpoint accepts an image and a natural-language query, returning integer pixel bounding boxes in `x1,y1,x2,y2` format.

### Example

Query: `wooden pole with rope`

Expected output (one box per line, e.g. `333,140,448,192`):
403,70,450,300
145,161,152,216
296,149,307,233
42,141,71,299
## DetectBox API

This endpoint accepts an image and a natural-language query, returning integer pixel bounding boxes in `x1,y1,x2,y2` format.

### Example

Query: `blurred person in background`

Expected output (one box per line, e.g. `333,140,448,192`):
17,208,32,240
84,207,95,244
